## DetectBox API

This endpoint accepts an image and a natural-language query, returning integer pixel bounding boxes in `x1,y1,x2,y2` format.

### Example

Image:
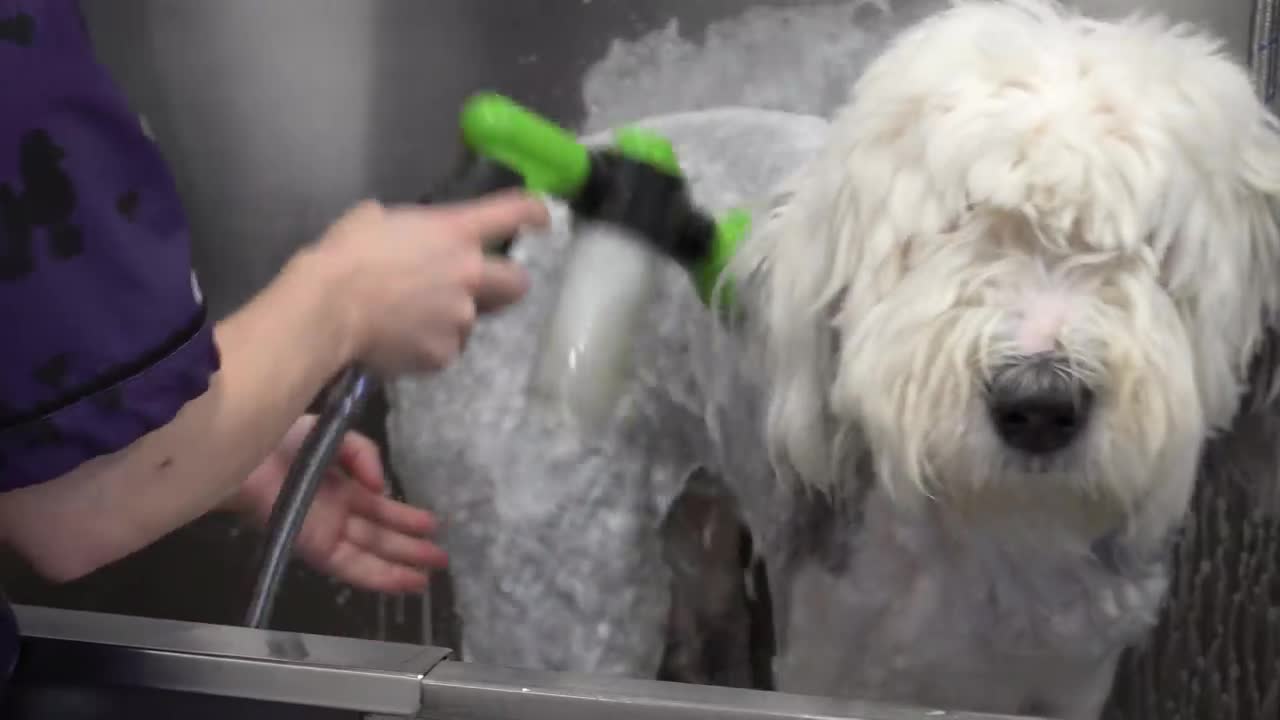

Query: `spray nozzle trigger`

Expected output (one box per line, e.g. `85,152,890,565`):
459,93,593,198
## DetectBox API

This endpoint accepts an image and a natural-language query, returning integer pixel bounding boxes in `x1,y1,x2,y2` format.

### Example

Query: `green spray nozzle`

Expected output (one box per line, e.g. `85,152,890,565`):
692,209,751,307
612,126,749,307
459,93,592,198
459,94,687,197
458,92,750,309
612,127,682,177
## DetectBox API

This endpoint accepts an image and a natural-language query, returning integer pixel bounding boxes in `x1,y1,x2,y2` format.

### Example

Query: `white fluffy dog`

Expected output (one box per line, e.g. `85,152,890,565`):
389,1,1280,719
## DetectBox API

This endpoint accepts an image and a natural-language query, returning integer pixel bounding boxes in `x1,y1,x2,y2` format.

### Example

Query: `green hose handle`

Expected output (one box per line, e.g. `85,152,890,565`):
459,92,748,306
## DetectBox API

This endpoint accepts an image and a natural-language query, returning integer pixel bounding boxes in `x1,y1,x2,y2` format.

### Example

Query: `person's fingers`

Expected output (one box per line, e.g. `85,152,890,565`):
348,491,439,535
345,515,449,568
325,541,430,594
337,431,385,494
438,190,549,245
474,258,531,313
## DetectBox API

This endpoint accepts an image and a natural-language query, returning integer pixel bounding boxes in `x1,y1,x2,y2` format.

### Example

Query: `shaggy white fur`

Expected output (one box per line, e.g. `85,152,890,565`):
389,1,1280,719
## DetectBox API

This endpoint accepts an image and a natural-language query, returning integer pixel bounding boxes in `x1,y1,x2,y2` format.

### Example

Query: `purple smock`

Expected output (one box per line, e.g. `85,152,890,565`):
0,0,222,692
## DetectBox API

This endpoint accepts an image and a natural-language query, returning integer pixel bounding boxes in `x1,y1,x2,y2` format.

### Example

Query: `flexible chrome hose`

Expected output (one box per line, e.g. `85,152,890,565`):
244,366,374,628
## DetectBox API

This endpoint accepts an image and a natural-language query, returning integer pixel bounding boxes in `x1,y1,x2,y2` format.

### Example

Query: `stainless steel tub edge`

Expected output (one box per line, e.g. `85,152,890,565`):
9,604,1033,720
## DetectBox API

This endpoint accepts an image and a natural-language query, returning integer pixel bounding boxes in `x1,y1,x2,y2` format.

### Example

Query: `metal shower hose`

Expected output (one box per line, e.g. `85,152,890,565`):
243,367,375,628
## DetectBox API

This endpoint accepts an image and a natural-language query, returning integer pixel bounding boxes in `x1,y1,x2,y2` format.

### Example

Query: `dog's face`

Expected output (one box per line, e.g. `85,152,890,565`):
742,1,1280,539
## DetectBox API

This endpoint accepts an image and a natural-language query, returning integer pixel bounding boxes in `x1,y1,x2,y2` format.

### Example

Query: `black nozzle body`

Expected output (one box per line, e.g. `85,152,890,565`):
569,151,718,268
420,151,526,255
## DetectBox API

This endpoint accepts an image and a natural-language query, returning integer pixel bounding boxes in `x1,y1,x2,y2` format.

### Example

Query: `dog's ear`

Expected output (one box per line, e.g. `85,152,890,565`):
1239,107,1280,405
724,109,947,493
727,169,850,489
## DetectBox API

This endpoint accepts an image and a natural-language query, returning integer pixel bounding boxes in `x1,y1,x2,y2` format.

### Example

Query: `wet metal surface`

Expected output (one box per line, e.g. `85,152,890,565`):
10,605,450,715
5,605,1018,720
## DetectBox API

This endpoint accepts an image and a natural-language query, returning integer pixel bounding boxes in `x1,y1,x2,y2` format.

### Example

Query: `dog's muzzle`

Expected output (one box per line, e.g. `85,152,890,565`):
986,354,1093,455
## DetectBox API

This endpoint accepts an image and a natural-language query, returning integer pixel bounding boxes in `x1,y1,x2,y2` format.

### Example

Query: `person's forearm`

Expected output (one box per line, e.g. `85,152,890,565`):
0,250,358,582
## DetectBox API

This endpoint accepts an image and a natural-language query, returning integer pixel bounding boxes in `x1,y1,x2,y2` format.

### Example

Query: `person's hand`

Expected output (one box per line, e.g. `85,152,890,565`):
296,190,549,377
226,415,447,594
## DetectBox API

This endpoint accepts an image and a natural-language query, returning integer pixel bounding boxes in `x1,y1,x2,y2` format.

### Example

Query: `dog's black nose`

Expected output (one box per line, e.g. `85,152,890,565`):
987,356,1092,455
